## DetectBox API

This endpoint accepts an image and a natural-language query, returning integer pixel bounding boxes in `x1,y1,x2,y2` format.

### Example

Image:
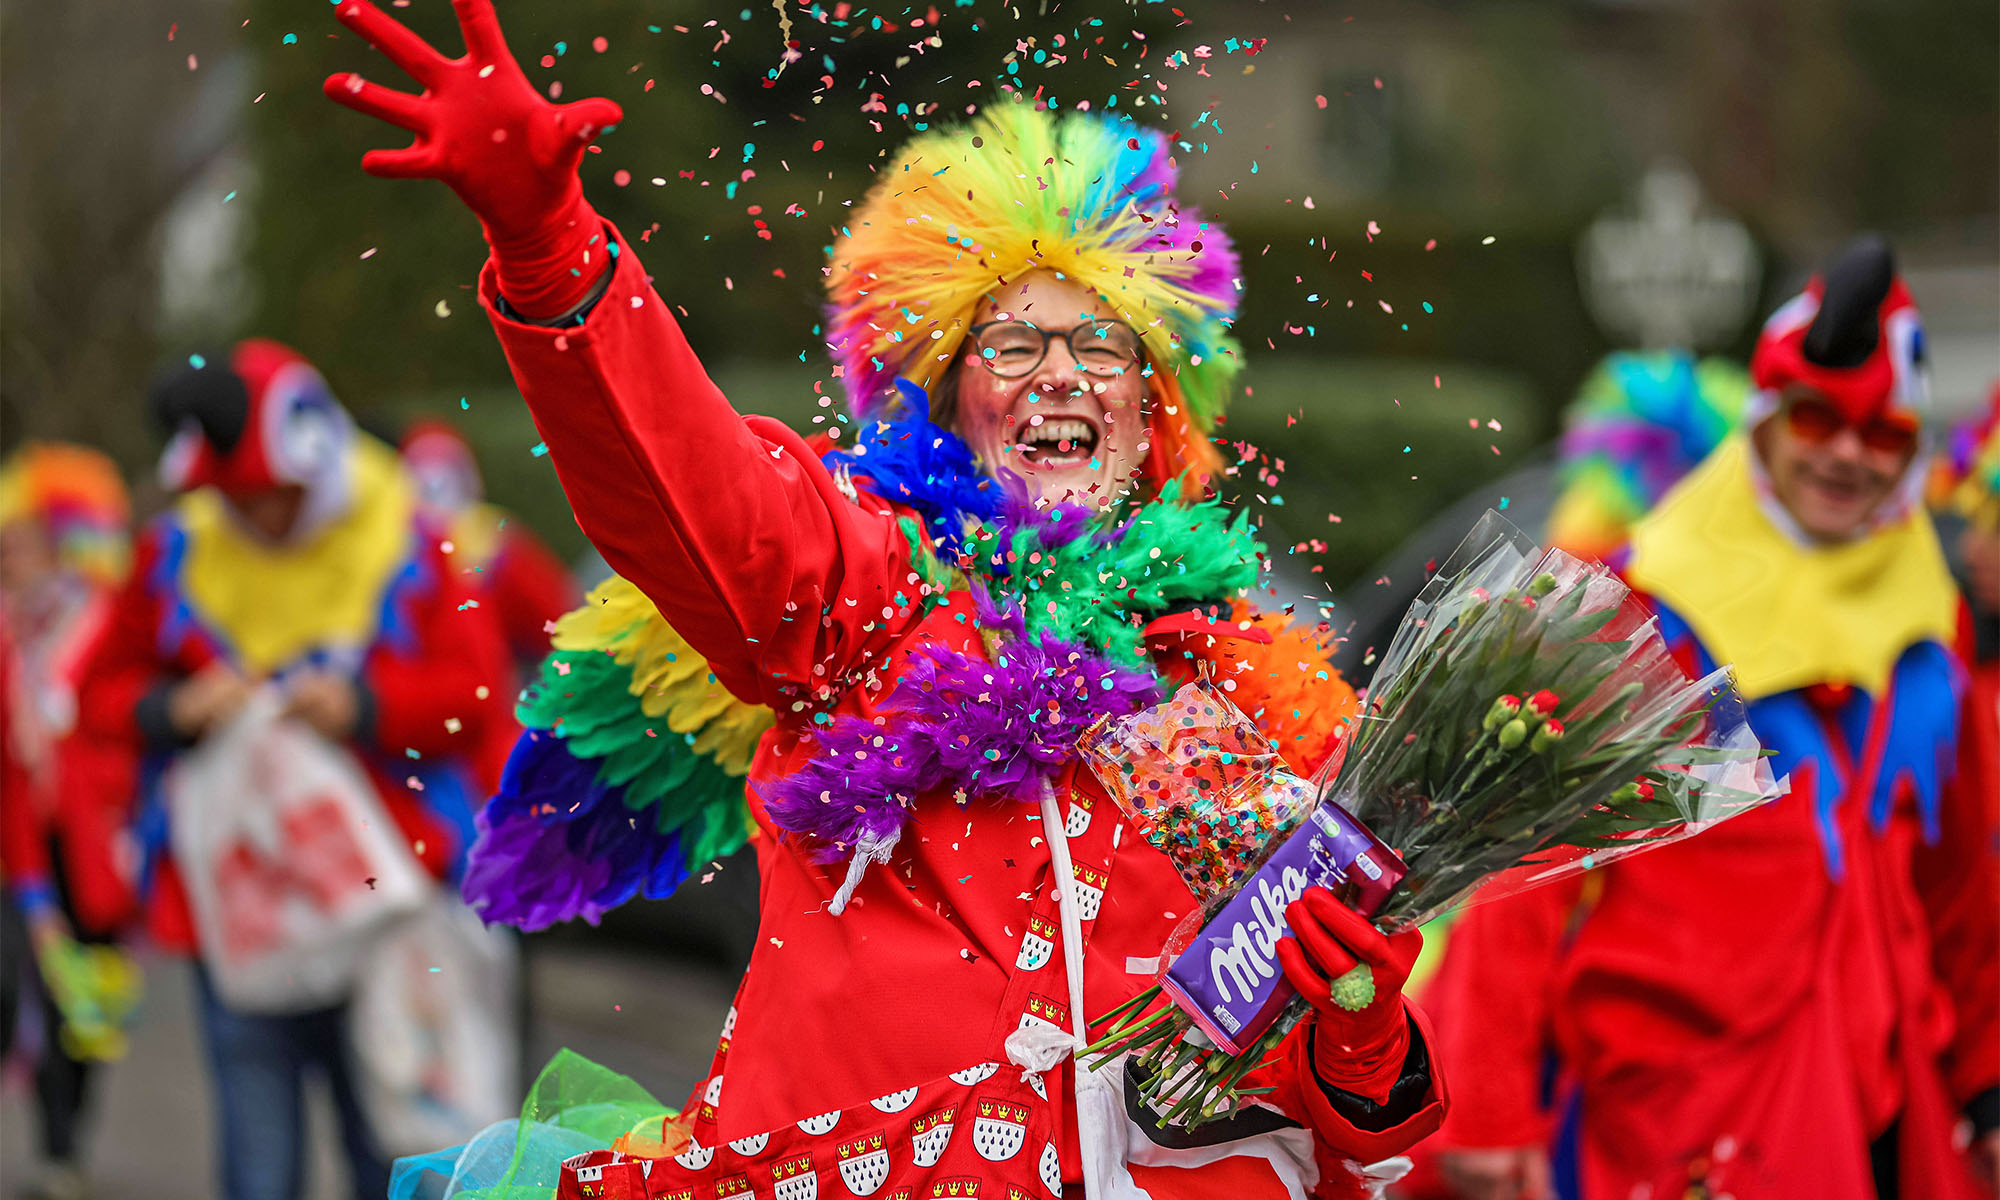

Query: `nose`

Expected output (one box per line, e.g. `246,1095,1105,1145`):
1026,334,1088,395
1822,424,1869,463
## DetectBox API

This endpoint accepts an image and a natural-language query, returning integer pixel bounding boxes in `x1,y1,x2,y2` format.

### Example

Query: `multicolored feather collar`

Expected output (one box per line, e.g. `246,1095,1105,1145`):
780,400,1264,906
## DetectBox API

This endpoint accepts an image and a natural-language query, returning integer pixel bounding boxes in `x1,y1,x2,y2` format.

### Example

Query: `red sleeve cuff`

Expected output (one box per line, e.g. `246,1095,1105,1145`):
1290,1001,1448,1162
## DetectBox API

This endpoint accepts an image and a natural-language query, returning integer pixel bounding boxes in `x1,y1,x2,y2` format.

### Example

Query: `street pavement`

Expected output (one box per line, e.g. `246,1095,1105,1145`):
0,941,737,1200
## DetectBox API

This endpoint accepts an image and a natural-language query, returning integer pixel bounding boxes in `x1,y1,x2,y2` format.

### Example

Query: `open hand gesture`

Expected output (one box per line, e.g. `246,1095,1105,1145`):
323,0,620,249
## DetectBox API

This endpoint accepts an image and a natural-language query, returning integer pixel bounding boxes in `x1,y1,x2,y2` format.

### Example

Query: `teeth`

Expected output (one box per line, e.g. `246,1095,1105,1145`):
1020,418,1094,448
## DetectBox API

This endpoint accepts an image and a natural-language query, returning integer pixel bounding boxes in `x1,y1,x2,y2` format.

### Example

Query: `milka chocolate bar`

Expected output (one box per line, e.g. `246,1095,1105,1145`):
1158,795,1406,1056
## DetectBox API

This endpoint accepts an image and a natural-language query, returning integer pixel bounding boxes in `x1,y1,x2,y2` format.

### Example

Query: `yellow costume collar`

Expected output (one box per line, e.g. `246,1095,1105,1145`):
1627,435,1956,700
175,438,416,676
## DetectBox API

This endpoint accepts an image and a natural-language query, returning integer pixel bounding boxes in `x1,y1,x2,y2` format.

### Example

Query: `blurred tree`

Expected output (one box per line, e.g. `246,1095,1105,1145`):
247,0,1165,410
0,0,242,468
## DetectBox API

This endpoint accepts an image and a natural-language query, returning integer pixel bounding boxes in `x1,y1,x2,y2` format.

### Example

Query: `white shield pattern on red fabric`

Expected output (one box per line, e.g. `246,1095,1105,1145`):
1015,914,1056,972
947,1062,999,1087
673,1140,714,1171
797,1109,842,1136
836,1132,891,1196
1063,798,1091,838
910,1105,956,1168
729,1132,772,1157
772,1152,818,1200
1017,994,1067,1040
1068,866,1106,922
1038,1141,1062,1196
971,1101,1029,1162
705,1074,726,1106
870,1087,919,1114
1024,1071,1047,1101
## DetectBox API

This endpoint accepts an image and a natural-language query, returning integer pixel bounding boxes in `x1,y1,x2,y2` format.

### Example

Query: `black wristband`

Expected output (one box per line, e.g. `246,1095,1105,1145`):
1312,1015,1433,1133
493,228,618,328
1968,1085,2000,1141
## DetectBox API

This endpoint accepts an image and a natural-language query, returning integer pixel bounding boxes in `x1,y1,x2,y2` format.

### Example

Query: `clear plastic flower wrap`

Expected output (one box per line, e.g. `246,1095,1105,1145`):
1081,511,1780,1129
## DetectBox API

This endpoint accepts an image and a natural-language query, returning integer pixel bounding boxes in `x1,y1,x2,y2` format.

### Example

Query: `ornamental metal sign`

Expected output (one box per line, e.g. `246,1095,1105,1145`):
1578,163,1760,351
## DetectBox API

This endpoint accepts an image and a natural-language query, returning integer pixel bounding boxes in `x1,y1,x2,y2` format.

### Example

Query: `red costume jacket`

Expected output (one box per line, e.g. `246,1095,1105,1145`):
479,231,1446,1199
74,464,511,953
1,589,137,935
1411,600,1998,1200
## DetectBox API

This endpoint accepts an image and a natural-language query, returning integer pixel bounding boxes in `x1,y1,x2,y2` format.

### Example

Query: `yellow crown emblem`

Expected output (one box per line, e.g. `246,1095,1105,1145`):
837,1133,887,1159
1025,994,1067,1022
912,1106,956,1134
771,1154,814,1181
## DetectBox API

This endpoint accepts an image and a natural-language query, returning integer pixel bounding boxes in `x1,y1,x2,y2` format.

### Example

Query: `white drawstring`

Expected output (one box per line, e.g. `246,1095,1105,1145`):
1006,775,1091,1080
828,829,899,916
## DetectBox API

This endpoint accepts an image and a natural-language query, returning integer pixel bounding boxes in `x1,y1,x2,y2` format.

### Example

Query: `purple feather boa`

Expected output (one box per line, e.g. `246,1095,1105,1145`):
760,610,1159,861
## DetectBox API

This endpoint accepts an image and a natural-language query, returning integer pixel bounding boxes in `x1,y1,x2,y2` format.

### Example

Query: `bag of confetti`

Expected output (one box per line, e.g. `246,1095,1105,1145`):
1082,510,1779,1129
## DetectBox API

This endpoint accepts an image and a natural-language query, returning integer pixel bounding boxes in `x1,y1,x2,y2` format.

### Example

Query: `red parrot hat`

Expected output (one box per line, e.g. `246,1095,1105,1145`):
1745,235,1932,532
152,339,355,498
1748,234,1928,428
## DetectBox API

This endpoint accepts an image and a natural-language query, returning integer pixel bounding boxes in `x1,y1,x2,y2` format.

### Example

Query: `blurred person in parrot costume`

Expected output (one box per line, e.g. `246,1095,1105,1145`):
0,442,142,1200
400,417,581,792
1409,237,2000,1200
71,338,513,1200
320,2,1451,1197
1922,384,2000,1193
398,417,581,673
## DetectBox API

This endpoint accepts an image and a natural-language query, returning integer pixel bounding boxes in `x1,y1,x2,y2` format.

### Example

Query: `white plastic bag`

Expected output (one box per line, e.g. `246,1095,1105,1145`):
168,692,428,1013
351,894,522,1155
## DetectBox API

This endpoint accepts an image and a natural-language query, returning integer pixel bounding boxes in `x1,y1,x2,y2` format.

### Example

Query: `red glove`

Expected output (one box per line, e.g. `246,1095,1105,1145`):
323,0,622,317
1277,886,1422,1105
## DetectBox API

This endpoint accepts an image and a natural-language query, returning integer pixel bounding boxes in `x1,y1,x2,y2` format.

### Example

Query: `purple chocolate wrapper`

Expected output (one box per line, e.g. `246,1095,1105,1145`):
1159,795,1407,1055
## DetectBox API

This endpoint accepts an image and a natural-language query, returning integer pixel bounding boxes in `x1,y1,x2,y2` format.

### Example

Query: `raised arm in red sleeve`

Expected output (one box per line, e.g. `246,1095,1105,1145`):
324,0,914,706
476,245,914,708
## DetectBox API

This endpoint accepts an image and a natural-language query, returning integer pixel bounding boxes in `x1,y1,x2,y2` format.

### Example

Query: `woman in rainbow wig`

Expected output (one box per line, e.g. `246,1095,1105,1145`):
326,3,1446,1197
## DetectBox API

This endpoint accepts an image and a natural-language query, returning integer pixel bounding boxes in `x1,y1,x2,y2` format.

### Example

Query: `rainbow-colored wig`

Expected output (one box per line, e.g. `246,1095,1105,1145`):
0,442,132,585
826,102,1241,485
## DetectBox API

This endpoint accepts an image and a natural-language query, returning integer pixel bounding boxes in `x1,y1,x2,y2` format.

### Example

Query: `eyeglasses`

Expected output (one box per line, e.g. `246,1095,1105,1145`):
1781,393,1920,457
967,318,1143,379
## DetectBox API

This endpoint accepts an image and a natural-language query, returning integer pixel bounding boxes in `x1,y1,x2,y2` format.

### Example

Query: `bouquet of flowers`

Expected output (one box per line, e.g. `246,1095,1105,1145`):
1081,511,1777,1128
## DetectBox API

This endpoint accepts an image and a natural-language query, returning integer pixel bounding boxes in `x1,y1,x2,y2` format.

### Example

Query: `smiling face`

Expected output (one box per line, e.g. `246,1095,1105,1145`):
947,271,1151,509
1753,385,1916,542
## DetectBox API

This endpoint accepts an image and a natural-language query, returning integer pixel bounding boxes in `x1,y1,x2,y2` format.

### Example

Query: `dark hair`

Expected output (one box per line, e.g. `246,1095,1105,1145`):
927,358,965,431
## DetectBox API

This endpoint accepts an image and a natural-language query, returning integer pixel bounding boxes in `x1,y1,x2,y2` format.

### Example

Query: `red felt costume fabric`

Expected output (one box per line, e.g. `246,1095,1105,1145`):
1407,608,1999,1200
476,233,1446,1196
1,593,138,935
